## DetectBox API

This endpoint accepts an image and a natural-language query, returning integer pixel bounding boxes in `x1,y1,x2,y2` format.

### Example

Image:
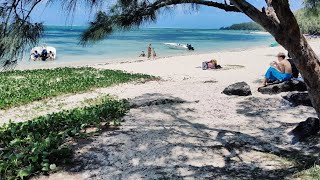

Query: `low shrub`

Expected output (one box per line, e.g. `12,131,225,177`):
0,97,129,179
0,67,154,109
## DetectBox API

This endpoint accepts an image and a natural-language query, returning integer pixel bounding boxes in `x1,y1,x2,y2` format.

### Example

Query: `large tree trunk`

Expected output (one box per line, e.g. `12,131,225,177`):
283,33,320,118
269,2,320,118
231,0,320,118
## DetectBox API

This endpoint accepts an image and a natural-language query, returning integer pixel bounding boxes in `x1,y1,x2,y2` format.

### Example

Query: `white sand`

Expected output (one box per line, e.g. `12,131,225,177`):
4,41,320,179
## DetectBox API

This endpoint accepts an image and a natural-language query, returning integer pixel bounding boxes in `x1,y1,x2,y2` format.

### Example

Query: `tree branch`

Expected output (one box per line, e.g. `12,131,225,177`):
153,0,240,12
24,0,42,22
230,0,280,36
271,0,300,36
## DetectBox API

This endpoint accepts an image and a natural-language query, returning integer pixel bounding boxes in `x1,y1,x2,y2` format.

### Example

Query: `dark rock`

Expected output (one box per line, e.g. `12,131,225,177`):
290,117,320,143
222,82,252,96
130,98,186,108
282,92,313,107
258,80,307,94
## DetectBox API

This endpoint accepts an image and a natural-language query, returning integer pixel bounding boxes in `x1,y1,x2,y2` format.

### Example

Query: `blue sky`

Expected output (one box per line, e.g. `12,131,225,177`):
31,0,303,28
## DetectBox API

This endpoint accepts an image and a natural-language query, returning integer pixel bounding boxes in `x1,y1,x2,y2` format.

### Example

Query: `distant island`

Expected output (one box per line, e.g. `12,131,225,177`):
220,22,264,31
221,10,319,34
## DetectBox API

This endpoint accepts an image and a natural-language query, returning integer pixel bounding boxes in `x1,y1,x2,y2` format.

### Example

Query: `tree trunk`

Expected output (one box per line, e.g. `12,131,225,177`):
284,35,320,118
232,0,320,118
268,1,320,118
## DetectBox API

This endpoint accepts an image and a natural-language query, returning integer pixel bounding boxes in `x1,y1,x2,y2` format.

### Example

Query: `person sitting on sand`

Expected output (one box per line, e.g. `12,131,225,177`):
139,51,146,57
147,44,152,59
260,52,292,87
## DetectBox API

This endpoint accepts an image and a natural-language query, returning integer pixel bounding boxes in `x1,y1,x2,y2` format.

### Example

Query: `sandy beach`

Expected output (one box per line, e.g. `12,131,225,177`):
3,40,320,179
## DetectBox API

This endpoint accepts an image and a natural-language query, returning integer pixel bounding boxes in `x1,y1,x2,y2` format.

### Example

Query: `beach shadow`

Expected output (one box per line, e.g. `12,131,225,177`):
38,93,320,179
236,96,319,163
253,78,263,84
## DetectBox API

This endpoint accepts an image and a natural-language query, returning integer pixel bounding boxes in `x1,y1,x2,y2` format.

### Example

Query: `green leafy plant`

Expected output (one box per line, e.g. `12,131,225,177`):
0,97,129,179
0,67,154,109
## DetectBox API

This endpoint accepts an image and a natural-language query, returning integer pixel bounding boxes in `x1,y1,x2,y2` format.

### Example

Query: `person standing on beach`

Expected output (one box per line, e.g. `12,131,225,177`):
152,48,156,60
148,44,152,59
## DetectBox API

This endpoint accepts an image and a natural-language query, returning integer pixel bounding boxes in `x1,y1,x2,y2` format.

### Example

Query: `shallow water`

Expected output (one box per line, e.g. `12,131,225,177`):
23,26,275,65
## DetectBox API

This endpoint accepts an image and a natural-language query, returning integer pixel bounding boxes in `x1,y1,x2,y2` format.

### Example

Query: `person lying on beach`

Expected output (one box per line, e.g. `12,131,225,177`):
139,51,146,57
202,59,222,70
260,52,292,87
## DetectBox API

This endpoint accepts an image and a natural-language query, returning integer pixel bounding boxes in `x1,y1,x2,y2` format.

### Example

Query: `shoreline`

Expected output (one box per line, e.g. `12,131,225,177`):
15,42,278,70
16,38,320,71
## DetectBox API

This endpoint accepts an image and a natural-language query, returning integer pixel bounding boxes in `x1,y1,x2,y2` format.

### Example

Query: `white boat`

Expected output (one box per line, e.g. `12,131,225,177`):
30,45,57,60
164,43,194,50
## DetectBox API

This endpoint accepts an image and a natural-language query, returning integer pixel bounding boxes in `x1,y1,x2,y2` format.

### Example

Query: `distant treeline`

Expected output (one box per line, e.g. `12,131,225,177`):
220,22,264,31
295,8,320,35
220,8,320,34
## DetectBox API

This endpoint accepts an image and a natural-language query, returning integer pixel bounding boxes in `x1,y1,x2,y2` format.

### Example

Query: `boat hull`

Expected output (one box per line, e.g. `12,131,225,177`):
30,46,56,60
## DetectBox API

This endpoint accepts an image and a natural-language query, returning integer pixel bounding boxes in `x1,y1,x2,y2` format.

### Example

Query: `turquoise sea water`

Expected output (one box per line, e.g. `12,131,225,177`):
30,26,275,63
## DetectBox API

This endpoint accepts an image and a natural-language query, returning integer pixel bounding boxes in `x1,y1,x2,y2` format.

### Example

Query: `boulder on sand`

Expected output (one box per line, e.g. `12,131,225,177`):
258,80,307,94
290,117,320,143
282,92,312,107
222,82,252,96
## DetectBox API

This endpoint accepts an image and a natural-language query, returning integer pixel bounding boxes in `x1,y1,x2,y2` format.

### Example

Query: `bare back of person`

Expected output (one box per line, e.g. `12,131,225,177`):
279,59,292,74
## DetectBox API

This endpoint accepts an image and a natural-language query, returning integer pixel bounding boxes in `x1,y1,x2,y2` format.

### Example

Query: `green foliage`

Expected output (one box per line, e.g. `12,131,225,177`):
0,67,154,109
0,96,130,179
220,22,264,31
80,0,158,44
304,0,320,9
295,6,320,34
0,2,44,68
222,10,320,34
294,165,320,179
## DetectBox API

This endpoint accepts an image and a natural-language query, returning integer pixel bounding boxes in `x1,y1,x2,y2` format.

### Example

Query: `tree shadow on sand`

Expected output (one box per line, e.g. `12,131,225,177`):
46,93,319,179
236,96,319,167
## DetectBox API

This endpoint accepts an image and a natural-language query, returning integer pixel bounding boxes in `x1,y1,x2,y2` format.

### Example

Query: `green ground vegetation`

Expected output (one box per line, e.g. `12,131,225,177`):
0,67,155,109
0,96,129,179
